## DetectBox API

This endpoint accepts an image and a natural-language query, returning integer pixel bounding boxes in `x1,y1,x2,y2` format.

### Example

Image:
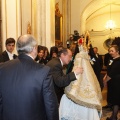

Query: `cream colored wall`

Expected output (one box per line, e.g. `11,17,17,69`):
86,12,120,31
21,0,31,35
1,0,55,53
86,12,120,54
2,0,21,53
70,0,92,35
56,0,120,54
71,0,81,34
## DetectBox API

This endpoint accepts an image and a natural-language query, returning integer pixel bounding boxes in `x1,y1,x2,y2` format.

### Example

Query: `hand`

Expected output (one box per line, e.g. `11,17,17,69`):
103,75,107,81
103,74,107,87
103,74,111,87
103,80,107,87
74,67,83,75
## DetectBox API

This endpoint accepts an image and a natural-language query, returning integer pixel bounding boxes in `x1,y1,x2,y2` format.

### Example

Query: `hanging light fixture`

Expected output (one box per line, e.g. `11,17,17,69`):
105,2,116,30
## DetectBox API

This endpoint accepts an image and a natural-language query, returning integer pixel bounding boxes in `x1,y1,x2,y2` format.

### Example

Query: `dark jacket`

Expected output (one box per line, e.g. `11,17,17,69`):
104,53,112,67
0,51,17,63
0,54,59,120
107,57,120,105
46,57,76,103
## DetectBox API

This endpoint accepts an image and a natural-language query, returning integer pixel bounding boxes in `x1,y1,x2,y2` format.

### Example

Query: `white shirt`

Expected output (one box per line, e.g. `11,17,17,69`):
6,50,14,60
27,54,34,60
59,58,77,78
59,58,63,67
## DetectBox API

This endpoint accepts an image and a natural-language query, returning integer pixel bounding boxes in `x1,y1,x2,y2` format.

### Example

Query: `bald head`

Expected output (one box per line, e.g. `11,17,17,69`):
16,34,37,55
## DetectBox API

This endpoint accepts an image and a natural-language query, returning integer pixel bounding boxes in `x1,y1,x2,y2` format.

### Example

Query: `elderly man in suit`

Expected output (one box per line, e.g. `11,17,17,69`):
0,38,17,62
0,34,59,120
93,47,104,90
46,48,83,103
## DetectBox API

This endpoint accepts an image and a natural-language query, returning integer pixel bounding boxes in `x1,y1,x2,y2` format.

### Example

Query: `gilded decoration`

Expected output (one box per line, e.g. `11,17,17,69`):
27,22,31,34
55,2,63,46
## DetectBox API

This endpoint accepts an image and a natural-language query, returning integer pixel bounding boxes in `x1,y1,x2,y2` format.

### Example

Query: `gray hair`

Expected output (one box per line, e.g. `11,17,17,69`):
16,34,37,54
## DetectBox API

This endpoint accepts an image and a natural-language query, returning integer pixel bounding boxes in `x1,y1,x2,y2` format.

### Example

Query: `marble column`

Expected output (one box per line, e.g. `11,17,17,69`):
62,0,71,47
1,0,21,53
33,0,55,51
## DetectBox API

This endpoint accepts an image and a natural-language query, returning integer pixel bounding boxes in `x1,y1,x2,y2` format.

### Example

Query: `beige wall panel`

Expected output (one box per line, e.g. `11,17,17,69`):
21,0,31,35
2,0,21,54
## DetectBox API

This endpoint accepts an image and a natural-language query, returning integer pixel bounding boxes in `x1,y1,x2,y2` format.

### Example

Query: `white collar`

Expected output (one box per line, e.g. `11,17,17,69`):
59,58,63,66
26,54,34,60
6,50,13,56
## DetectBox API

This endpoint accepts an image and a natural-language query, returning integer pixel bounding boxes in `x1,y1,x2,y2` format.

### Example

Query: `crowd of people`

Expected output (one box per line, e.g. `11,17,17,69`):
0,34,120,120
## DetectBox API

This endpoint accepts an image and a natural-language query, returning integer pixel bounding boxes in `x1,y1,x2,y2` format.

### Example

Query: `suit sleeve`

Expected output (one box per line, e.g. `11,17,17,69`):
0,64,3,120
100,56,103,70
51,64,76,87
0,55,4,63
0,91,2,120
104,54,109,66
42,71,59,120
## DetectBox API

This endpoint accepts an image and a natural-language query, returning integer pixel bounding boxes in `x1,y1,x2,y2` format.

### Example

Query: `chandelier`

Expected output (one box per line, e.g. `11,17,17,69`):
105,2,116,30
106,20,115,30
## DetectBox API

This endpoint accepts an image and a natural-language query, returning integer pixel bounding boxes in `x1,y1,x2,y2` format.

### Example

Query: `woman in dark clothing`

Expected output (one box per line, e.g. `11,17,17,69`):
35,45,45,65
49,46,58,59
43,46,50,64
103,45,120,120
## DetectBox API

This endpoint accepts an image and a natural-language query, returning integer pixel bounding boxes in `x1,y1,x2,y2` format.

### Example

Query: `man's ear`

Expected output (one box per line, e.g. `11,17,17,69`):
61,53,65,57
33,46,37,52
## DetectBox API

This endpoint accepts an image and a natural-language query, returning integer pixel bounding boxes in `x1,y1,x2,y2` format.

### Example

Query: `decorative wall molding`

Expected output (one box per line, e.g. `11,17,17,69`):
89,28,120,36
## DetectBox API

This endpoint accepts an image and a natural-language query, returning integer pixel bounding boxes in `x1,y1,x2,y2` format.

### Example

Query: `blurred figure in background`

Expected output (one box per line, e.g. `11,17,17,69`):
92,47,103,90
93,47,103,71
0,38,17,63
35,45,45,65
43,46,50,64
58,45,64,52
49,46,58,59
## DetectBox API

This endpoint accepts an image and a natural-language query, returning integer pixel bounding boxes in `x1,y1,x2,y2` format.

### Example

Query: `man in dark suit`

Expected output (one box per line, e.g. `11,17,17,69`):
93,47,103,70
46,48,83,103
0,34,59,120
0,38,17,62
93,47,104,90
